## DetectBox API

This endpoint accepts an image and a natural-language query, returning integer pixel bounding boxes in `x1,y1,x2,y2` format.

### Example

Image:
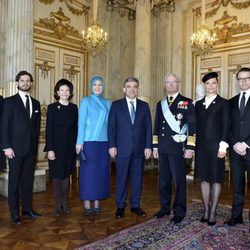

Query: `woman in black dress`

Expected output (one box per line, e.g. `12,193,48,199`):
195,72,230,225
44,79,78,216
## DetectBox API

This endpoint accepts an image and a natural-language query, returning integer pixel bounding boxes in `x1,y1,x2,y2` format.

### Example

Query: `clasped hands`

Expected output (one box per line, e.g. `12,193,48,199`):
233,142,247,156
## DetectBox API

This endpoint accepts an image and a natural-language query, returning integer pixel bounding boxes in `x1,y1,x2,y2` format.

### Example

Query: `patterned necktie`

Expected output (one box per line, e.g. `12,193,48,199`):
168,96,173,106
25,95,30,118
130,101,135,124
240,92,246,115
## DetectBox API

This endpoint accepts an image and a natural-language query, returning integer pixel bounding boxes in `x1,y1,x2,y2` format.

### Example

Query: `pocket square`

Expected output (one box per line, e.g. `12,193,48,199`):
34,110,39,113
78,150,86,166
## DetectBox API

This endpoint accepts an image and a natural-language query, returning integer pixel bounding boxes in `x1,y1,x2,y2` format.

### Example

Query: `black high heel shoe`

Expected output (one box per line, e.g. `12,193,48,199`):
207,220,216,226
200,216,208,223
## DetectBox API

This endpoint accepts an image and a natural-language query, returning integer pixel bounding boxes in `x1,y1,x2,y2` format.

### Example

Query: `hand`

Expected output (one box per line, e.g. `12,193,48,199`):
153,148,159,159
217,151,226,158
76,144,83,154
109,147,117,158
233,142,247,155
144,148,152,159
48,151,56,160
4,148,15,159
184,149,193,159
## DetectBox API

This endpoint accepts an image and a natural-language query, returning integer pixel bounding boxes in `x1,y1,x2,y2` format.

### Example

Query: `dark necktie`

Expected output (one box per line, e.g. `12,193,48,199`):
130,101,135,124
25,95,30,118
168,96,173,106
239,92,246,115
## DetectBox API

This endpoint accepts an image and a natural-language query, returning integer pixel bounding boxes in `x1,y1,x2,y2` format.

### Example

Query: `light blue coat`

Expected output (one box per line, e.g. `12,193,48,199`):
77,76,110,143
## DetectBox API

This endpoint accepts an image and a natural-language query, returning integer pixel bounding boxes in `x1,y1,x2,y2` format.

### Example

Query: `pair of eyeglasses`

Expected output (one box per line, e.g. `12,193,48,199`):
237,77,250,83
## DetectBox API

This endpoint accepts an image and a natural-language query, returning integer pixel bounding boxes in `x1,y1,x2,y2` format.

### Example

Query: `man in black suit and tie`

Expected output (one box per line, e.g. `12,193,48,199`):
108,77,152,219
2,71,41,224
153,73,196,224
225,67,250,226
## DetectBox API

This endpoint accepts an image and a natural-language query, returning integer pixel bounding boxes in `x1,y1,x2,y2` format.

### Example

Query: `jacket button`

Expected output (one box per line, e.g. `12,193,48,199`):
162,127,165,129
163,121,165,123
162,134,164,136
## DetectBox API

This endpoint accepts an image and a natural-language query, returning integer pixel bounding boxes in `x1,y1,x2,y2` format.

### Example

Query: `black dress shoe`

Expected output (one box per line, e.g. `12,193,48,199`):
207,220,216,226
130,207,147,217
224,218,243,226
22,210,42,219
171,216,183,224
154,209,170,219
200,216,209,223
115,208,125,219
12,216,21,225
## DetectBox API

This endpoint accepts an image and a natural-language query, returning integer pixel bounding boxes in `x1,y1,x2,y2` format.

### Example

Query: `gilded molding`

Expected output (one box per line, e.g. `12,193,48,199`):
206,0,250,18
39,0,55,4
214,11,250,43
35,7,82,40
38,0,89,16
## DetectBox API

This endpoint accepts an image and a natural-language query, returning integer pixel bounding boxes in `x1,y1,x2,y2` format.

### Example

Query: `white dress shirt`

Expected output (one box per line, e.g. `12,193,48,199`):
126,96,137,113
18,91,32,118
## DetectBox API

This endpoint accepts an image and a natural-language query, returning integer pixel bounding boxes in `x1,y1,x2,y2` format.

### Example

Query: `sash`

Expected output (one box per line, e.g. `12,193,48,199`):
161,99,187,143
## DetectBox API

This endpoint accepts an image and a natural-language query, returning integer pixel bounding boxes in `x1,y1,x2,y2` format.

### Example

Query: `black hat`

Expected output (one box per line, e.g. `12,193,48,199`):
202,72,218,83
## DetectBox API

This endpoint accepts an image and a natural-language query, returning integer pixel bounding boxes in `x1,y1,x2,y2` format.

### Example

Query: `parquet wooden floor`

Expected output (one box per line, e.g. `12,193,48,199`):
0,167,248,250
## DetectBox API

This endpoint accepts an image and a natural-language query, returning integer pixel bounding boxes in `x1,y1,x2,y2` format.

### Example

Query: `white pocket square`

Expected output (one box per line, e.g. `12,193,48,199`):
34,110,39,113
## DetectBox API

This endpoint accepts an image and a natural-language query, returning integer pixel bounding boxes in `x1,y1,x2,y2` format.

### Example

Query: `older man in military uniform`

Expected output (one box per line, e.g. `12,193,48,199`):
153,73,196,224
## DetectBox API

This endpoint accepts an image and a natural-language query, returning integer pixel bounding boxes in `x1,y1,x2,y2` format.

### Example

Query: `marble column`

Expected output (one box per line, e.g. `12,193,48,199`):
134,0,151,103
5,0,33,87
0,0,7,89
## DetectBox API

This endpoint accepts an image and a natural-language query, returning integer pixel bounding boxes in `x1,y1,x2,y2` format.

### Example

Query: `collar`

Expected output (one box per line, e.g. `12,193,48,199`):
167,92,179,100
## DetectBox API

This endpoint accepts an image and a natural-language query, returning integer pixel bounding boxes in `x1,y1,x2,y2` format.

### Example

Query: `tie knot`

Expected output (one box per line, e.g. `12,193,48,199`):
130,101,134,105
25,95,29,98
243,92,246,96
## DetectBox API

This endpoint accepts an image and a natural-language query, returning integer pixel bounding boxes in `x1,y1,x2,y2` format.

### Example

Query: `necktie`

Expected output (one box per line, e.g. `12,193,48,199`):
130,101,135,124
168,96,173,106
239,92,246,115
25,95,30,118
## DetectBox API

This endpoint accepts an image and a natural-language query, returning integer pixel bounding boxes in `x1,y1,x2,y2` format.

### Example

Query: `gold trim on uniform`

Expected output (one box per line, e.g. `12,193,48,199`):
153,135,158,144
186,134,196,146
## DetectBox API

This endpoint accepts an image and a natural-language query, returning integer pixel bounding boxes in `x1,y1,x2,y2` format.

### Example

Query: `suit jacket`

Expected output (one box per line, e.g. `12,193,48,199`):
108,98,152,158
230,94,250,160
0,96,6,170
153,94,196,155
1,94,41,157
195,95,230,142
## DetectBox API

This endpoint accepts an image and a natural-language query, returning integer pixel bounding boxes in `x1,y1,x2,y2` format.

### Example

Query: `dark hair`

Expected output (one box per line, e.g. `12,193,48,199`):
54,79,74,101
15,71,33,82
236,67,250,79
124,77,139,87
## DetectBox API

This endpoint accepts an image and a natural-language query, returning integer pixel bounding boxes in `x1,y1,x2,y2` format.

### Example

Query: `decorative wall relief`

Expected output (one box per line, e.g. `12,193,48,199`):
38,0,89,16
214,11,250,43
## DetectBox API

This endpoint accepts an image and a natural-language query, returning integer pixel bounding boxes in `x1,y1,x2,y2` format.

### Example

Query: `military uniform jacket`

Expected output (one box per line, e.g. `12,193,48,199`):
153,94,196,155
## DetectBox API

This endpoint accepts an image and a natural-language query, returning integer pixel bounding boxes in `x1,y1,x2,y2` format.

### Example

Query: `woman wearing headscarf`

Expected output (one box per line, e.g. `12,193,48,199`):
44,79,78,216
195,72,230,226
76,76,111,216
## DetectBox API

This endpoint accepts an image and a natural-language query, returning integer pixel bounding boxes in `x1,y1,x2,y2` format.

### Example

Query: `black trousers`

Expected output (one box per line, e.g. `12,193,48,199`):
8,154,36,218
159,153,187,217
230,156,250,220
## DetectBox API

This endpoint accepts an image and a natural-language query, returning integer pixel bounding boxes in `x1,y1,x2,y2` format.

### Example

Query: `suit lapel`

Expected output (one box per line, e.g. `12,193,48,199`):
15,94,30,119
242,95,250,118
122,98,132,124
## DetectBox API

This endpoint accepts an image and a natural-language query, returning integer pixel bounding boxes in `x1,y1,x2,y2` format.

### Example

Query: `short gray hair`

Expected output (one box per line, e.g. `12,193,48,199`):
164,73,181,83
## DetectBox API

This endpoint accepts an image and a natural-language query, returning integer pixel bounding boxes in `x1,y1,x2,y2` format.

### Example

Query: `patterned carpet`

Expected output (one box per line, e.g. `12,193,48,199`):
77,201,250,250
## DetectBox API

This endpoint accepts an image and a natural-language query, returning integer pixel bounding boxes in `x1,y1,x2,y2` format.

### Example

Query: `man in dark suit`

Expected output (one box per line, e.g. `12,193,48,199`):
0,95,6,171
2,71,41,224
153,73,196,224
108,77,152,218
225,67,250,226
